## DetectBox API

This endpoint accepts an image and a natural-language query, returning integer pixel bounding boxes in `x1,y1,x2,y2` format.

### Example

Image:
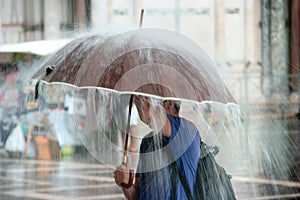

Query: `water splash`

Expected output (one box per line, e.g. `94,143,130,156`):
0,29,299,199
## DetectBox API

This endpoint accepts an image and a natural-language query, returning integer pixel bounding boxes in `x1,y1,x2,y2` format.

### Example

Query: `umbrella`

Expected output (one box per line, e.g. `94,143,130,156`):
32,28,237,186
33,28,235,104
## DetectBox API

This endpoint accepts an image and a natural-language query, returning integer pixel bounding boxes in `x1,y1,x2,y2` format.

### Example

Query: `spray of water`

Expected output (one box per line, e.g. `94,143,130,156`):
1,28,298,199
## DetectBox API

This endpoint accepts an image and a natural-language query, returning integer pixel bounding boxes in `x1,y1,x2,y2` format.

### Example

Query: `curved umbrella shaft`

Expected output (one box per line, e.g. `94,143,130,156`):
122,94,134,165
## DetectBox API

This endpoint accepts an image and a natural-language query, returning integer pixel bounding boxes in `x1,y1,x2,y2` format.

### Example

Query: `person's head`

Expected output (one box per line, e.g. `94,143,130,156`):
134,95,165,130
160,100,181,116
134,95,151,125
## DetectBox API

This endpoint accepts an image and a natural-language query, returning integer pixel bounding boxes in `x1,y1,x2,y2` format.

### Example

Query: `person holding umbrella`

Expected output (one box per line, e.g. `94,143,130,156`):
114,95,201,200
31,27,237,199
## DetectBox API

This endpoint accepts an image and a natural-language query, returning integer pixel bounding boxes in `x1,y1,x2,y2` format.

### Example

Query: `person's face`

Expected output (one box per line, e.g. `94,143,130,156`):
134,95,151,125
134,95,166,130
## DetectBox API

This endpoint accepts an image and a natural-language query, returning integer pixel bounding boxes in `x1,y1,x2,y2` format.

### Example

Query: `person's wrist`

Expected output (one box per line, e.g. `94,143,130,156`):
121,184,131,190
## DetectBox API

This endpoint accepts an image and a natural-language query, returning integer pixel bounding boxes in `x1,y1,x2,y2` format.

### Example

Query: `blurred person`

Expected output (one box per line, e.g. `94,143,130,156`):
114,95,201,200
0,107,18,147
1,71,19,108
48,103,75,148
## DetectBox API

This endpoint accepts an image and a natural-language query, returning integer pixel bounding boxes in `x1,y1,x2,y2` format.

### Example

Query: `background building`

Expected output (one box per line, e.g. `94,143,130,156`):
0,2,299,199
0,0,299,105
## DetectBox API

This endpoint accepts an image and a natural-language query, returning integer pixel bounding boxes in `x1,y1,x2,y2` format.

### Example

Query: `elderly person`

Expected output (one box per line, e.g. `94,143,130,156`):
114,95,201,200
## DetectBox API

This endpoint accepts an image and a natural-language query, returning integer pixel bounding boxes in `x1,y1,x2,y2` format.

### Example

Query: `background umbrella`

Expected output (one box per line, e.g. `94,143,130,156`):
32,28,238,181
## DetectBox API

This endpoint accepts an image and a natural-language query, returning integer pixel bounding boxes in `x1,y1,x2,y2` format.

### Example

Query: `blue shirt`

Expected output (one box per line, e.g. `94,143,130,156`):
136,115,201,200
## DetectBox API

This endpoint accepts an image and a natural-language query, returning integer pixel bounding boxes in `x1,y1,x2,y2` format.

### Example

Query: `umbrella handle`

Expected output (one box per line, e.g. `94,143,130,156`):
121,155,134,188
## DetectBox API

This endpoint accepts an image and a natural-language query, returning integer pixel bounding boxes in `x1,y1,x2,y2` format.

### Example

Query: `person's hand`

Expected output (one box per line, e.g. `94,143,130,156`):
114,163,138,199
114,163,131,187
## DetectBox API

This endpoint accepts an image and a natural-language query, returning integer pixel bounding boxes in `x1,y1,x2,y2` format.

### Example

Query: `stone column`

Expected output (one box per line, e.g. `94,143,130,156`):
253,0,261,67
214,0,225,66
270,0,289,76
74,0,87,31
0,0,3,44
290,0,300,90
44,0,61,39
260,0,272,96
107,0,113,24
244,0,255,67
260,0,289,96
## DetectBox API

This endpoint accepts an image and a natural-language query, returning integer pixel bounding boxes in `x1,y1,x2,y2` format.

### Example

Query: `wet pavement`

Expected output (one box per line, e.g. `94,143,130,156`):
0,116,299,199
0,151,125,200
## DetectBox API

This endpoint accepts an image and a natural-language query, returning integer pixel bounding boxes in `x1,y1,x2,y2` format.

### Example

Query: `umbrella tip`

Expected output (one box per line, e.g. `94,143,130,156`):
46,65,55,76
139,9,144,28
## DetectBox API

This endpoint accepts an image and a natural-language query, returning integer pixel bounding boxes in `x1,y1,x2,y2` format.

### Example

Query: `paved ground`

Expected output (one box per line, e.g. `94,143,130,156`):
0,141,300,200
0,152,125,200
0,115,299,199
